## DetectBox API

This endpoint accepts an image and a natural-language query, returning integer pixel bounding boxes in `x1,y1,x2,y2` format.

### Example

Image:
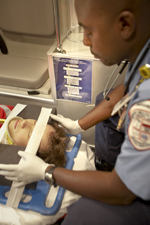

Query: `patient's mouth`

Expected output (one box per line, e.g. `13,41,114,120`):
14,120,20,129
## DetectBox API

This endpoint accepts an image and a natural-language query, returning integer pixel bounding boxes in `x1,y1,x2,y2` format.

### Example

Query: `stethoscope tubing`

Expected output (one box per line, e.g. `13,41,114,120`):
103,60,129,100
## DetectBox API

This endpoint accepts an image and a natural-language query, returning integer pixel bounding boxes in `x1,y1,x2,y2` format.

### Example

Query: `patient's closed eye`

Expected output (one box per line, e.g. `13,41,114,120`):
28,121,36,138
28,131,32,138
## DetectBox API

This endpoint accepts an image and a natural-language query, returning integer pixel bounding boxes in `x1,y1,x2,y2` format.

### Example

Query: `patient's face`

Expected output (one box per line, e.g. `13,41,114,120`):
8,118,55,150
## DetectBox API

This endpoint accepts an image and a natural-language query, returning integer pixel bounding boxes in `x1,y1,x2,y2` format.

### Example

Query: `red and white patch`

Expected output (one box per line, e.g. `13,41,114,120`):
128,100,150,151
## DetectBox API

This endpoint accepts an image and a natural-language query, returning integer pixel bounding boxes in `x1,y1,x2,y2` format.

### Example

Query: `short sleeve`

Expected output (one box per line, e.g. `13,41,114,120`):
115,100,150,200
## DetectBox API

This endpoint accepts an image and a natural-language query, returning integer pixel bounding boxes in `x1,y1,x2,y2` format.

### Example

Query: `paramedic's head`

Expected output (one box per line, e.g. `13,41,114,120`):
5,117,68,167
75,0,150,65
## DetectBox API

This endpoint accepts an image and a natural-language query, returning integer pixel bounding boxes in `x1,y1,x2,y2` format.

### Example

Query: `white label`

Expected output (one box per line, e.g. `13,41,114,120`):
65,93,82,98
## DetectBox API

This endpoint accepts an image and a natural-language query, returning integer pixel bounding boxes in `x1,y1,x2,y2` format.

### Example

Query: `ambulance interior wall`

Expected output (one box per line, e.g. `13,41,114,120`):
0,0,70,60
0,0,126,147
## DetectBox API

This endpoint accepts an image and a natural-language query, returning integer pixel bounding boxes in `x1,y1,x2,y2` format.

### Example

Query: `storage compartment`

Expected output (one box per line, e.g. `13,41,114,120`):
0,55,49,89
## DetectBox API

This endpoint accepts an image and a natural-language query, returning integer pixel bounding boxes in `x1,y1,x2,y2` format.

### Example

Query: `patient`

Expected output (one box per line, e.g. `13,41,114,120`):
1,116,69,167
0,107,95,225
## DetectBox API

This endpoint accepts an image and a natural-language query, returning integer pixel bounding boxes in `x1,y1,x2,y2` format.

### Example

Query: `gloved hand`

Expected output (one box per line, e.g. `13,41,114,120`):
50,114,85,135
0,151,53,188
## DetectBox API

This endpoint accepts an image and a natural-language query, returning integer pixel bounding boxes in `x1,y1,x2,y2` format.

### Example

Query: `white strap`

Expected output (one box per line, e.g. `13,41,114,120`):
6,107,52,208
0,104,26,142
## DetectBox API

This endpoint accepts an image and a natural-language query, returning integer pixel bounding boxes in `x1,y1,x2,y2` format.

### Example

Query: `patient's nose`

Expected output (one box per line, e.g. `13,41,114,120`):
20,120,31,128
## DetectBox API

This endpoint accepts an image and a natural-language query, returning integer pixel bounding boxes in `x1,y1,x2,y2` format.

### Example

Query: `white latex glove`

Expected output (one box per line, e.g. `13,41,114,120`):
0,151,53,188
50,114,85,135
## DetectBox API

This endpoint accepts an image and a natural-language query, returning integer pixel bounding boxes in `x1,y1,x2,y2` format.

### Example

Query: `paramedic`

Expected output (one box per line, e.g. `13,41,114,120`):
0,0,150,224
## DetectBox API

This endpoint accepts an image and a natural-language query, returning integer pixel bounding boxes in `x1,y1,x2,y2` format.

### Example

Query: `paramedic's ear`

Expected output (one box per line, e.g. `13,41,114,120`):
118,11,136,40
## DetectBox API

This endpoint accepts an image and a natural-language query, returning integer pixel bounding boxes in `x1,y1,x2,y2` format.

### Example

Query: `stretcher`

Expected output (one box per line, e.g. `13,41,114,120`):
0,104,82,214
0,134,82,215
0,104,95,224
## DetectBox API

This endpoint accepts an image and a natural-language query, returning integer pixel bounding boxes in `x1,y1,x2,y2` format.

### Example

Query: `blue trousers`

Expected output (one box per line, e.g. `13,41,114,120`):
95,91,125,166
62,197,150,225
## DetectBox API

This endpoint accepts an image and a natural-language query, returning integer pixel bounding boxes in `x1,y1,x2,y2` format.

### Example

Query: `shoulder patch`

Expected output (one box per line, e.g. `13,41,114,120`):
128,100,150,151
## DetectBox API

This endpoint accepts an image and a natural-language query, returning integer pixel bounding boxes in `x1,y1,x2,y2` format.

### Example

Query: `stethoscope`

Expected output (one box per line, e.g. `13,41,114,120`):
111,41,150,130
103,60,129,101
